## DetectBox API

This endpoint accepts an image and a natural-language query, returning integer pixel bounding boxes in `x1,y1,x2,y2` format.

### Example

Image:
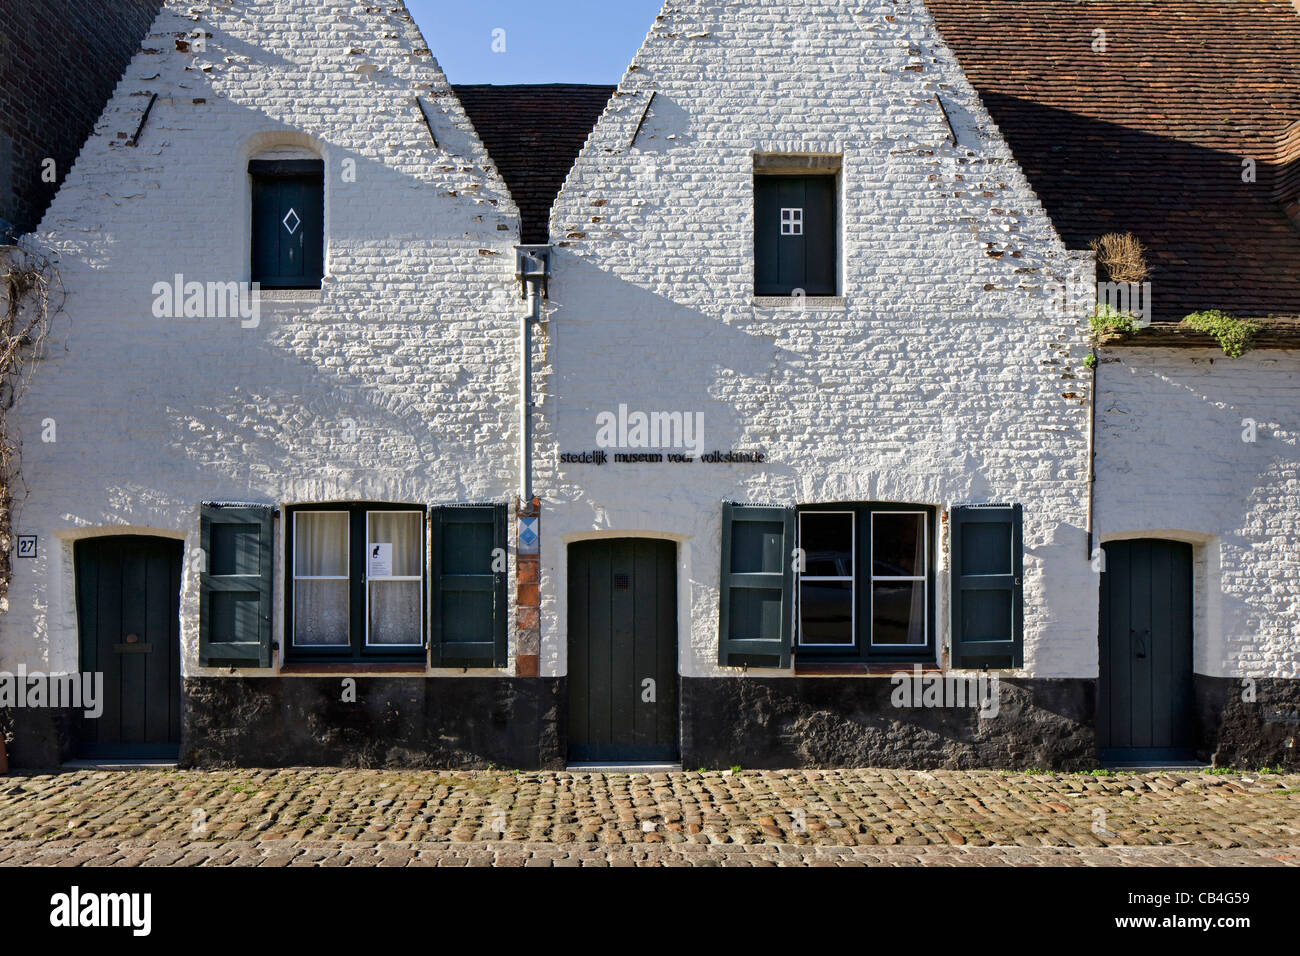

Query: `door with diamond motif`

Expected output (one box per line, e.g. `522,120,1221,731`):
251,161,324,288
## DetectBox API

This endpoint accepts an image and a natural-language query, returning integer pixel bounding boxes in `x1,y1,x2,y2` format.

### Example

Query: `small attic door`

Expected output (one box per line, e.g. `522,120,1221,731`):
250,156,324,288
754,174,837,296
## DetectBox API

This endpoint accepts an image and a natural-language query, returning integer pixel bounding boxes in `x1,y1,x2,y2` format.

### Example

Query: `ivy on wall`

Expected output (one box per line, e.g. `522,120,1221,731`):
0,246,61,613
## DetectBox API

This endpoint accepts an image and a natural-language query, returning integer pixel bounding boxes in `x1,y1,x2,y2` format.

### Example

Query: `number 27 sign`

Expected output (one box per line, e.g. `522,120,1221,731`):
16,535,36,559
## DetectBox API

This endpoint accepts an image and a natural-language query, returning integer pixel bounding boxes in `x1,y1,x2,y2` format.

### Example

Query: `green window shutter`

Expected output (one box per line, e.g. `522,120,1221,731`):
950,504,1024,669
200,502,274,667
718,502,795,668
430,504,508,668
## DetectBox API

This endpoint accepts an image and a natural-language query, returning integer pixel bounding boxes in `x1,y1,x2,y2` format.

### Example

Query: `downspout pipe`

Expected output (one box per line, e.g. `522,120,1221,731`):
1086,347,1097,563
521,282,538,499
515,246,553,502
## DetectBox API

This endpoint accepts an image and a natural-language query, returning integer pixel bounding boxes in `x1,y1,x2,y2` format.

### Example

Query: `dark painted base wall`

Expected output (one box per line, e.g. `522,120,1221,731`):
0,706,80,768
4,674,1296,771
1195,676,1300,769
681,677,1100,770
181,677,566,770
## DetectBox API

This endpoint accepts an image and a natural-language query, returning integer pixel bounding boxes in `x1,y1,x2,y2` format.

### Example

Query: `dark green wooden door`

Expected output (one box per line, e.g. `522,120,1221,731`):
75,536,183,759
754,175,836,296
251,173,324,288
1098,539,1195,761
568,539,678,762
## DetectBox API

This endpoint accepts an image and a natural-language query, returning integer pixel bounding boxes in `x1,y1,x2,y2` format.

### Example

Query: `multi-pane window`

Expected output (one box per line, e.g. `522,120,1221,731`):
365,511,423,647
286,504,426,660
797,511,854,646
292,510,350,647
796,504,933,661
870,512,928,647
719,502,1021,671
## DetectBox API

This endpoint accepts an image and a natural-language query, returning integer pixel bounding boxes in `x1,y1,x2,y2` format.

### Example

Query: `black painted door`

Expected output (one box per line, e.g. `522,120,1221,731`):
1098,539,1195,761
75,536,183,759
568,539,678,762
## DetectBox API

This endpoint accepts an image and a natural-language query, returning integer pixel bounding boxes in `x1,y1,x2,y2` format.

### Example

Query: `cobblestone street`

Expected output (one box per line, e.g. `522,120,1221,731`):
1,767,1298,865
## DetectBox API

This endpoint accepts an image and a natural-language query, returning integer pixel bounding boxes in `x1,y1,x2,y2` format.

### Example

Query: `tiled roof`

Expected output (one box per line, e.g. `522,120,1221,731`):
925,0,1300,324
454,84,615,245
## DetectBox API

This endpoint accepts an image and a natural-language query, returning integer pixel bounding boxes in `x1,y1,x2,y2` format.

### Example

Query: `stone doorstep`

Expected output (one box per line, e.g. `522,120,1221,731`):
566,763,684,773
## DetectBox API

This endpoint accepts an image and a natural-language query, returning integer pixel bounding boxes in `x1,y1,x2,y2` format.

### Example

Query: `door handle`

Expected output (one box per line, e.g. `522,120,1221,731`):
1131,628,1149,659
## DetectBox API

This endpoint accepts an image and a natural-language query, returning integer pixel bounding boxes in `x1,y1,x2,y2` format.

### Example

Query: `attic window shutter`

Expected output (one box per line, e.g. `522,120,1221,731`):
430,504,507,668
200,502,274,667
718,503,795,668
950,504,1024,668
250,160,324,289
754,175,836,296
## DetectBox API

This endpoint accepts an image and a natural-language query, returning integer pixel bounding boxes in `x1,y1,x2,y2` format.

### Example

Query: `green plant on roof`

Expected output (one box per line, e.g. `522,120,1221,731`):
1180,310,1260,358
1090,304,1140,342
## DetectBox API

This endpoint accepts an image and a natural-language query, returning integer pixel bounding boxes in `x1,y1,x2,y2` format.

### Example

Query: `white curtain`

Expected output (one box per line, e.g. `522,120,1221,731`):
294,512,349,645
367,512,421,645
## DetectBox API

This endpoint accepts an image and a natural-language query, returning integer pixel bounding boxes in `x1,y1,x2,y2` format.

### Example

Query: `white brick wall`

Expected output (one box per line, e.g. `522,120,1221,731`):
19,0,1286,700
537,0,1097,679
1095,348,1300,679
1,0,523,676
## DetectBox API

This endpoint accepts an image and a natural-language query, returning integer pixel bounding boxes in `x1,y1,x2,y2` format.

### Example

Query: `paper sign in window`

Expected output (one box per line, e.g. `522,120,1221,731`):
367,543,393,579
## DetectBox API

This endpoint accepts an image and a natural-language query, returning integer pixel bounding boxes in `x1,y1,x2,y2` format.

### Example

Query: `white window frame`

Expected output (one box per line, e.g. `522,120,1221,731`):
796,510,855,647
363,509,425,649
869,510,929,647
290,510,350,649
781,207,804,235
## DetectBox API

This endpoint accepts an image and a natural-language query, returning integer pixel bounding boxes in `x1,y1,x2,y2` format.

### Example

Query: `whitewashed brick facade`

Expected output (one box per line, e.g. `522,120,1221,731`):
2,0,523,677
2,0,1294,770
1095,349,1300,680
538,0,1097,679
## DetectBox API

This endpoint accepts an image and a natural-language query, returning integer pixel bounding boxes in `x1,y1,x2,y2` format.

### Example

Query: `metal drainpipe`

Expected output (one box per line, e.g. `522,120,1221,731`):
1086,347,1098,562
515,245,551,502
521,281,539,500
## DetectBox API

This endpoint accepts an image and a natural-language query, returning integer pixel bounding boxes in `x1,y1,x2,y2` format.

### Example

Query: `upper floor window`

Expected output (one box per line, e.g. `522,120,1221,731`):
754,160,839,296
249,159,324,288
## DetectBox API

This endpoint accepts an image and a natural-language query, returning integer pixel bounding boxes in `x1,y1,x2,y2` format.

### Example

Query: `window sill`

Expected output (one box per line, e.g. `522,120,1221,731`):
753,296,846,310
259,288,323,304
279,662,426,676
793,661,941,676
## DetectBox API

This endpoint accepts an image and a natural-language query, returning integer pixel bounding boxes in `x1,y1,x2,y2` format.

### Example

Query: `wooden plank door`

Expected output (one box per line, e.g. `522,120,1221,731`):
568,539,678,762
1098,539,1195,761
75,536,182,759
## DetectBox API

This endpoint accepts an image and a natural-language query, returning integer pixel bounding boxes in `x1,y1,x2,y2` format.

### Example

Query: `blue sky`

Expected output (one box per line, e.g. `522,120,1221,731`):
405,0,666,85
